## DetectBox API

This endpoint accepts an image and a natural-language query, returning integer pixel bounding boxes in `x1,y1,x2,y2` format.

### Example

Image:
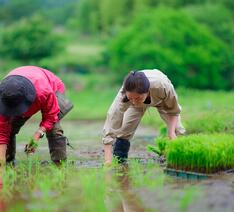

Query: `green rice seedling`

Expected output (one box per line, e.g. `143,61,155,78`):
147,136,168,156
165,134,234,173
1,167,17,198
1,156,204,212
61,168,120,212
26,165,67,211
148,134,234,173
128,160,165,188
28,139,39,149
159,126,167,137
147,145,161,155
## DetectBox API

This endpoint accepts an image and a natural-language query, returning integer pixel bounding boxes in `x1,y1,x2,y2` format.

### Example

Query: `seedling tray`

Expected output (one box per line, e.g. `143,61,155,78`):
164,168,234,179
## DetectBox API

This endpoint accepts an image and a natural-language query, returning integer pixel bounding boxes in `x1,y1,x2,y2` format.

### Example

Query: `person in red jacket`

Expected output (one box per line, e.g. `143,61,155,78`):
0,66,73,165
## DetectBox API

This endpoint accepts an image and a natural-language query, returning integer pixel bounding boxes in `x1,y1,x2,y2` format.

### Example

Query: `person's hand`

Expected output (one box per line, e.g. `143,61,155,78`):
33,131,41,141
168,131,177,139
24,138,39,154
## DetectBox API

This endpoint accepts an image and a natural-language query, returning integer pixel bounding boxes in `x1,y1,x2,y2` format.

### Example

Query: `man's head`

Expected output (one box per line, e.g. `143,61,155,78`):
122,71,150,106
0,75,36,116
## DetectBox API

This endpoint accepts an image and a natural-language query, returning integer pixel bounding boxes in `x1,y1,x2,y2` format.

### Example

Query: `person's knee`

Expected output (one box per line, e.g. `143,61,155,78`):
113,138,130,163
46,128,64,139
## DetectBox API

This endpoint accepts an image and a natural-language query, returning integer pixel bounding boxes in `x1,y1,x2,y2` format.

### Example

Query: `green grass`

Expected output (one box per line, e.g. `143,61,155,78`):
179,88,234,134
64,85,234,135
142,88,234,134
65,87,118,120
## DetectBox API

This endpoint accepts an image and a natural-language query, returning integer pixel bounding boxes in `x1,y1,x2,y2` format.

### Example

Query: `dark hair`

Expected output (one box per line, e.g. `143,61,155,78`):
122,71,150,94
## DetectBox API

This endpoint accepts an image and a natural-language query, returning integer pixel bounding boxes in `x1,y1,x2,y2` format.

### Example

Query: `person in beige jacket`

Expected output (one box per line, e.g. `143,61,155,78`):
103,69,185,165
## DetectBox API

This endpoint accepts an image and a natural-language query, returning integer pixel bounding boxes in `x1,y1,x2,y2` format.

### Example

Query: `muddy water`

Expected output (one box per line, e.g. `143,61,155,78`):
17,120,157,165
9,121,234,211
137,173,234,212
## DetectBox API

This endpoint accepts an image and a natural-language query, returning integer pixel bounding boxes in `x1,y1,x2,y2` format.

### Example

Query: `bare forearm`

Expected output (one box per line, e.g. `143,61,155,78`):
0,144,7,166
104,144,113,165
167,115,178,139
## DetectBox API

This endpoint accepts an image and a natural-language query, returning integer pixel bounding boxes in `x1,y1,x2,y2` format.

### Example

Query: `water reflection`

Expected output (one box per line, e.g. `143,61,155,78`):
105,165,147,212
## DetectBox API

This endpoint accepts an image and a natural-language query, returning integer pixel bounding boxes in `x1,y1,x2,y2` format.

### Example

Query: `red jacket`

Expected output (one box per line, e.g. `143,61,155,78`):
0,66,65,144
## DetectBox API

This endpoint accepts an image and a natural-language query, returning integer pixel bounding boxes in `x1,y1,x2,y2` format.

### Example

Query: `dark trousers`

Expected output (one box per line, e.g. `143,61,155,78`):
6,118,67,163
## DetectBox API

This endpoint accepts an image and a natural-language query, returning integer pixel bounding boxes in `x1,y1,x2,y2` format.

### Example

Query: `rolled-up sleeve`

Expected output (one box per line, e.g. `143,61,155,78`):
40,92,60,131
102,89,130,145
152,82,181,115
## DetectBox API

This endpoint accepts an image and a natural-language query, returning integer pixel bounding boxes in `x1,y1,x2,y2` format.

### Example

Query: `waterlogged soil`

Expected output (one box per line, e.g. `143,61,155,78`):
4,121,234,211
16,120,158,165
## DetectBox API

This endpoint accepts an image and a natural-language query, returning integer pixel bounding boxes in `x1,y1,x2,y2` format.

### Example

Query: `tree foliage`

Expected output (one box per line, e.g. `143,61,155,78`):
0,15,61,61
107,7,233,89
69,0,234,36
183,3,234,88
183,3,234,47
0,0,78,25
0,0,40,23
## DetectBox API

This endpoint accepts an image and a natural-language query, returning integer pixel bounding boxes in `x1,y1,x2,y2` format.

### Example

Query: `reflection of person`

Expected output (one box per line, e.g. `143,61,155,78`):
105,167,146,212
0,66,73,165
103,69,185,165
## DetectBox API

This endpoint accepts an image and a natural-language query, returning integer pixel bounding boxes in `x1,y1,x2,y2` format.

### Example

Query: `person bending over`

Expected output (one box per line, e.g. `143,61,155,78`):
0,66,73,166
102,69,185,165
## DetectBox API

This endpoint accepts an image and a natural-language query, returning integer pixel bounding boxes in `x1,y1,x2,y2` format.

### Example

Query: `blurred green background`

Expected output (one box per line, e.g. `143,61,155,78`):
0,0,233,129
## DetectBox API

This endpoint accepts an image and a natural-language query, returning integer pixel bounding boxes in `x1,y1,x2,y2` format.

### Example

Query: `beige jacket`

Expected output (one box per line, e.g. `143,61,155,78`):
102,69,182,145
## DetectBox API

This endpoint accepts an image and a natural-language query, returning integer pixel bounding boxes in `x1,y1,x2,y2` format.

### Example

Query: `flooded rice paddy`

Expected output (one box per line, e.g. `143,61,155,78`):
1,120,234,212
